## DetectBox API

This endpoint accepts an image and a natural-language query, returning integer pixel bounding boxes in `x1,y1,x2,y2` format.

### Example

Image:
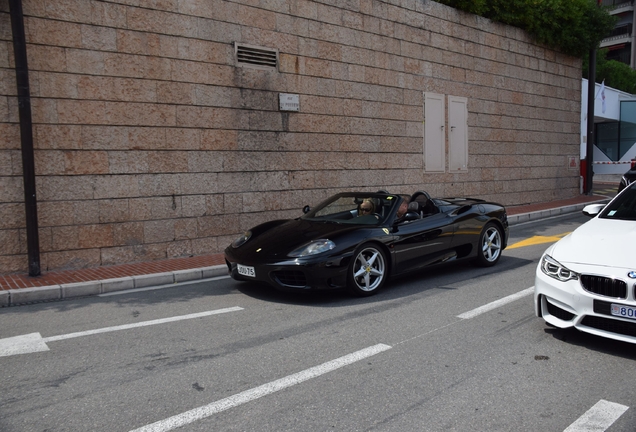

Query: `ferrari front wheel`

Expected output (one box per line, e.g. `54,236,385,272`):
348,243,387,296
475,223,503,267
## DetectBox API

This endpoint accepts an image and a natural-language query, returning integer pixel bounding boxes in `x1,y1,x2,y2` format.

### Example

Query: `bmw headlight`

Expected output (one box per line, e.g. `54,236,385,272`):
231,231,252,248
540,254,578,282
289,239,336,257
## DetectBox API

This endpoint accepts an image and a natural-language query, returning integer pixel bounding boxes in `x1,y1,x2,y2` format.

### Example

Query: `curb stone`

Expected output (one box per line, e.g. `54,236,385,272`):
0,290,9,307
133,272,174,289
101,277,134,294
8,285,62,305
3,265,228,307
61,281,101,299
506,200,608,226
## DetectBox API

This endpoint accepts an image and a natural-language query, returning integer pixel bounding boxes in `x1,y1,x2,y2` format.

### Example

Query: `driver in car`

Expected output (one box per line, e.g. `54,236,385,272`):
395,198,423,224
395,200,408,222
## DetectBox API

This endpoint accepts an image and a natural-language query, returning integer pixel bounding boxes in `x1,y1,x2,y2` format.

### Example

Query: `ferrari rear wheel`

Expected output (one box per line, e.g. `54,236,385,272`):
476,223,503,267
348,243,387,296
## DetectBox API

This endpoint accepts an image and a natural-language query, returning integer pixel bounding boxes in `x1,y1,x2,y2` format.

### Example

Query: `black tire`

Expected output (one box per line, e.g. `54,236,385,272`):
347,243,388,296
475,223,503,267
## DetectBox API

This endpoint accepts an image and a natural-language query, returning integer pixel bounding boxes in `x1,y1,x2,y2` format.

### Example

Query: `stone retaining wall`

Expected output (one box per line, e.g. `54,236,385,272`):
0,0,582,272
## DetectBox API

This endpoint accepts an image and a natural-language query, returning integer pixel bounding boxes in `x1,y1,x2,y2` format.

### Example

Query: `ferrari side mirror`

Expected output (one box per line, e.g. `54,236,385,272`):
303,205,311,214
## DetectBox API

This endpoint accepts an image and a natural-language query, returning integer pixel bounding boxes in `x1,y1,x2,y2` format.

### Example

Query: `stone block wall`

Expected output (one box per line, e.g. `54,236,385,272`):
0,0,582,273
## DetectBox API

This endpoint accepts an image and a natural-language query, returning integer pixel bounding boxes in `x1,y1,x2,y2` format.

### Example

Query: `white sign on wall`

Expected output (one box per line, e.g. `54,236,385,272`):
279,93,300,111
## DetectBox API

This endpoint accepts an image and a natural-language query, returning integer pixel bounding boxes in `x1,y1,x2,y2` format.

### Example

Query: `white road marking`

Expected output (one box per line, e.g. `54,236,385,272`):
0,333,50,357
44,307,243,342
129,343,392,432
98,276,231,297
457,287,534,319
564,400,629,432
0,307,243,357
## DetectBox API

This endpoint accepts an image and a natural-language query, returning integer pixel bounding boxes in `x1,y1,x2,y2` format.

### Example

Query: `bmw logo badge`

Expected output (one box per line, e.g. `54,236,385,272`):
628,271,636,279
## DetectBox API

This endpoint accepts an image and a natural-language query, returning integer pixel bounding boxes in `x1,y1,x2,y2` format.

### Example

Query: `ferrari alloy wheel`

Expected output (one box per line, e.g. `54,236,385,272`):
476,223,503,267
348,244,387,296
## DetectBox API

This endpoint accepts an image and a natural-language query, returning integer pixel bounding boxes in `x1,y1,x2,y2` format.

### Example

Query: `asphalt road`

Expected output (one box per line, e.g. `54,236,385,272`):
0,212,634,432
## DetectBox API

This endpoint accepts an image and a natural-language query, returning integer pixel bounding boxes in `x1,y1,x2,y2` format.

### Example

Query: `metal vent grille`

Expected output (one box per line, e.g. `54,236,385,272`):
273,271,307,288
235,43,278,70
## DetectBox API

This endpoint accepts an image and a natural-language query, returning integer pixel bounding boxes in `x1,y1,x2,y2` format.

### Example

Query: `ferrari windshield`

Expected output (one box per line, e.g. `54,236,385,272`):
301,193,400,225
600,184,636,221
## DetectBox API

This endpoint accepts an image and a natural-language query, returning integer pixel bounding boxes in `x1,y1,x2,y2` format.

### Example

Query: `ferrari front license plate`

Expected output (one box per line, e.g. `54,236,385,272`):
611,303,636,320
237,264,255,277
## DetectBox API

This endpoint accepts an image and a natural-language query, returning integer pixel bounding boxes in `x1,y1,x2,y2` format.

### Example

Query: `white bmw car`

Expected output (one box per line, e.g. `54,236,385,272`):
534,182,636,344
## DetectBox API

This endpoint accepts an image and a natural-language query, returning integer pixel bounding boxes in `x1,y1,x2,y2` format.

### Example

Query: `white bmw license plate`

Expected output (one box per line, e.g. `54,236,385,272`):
237,264,256,278
611,303,636,320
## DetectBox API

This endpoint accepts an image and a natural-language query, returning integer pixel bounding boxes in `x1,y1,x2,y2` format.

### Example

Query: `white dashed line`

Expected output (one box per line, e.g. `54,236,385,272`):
564,399,629,432
128,344,392,432
457,287,534,319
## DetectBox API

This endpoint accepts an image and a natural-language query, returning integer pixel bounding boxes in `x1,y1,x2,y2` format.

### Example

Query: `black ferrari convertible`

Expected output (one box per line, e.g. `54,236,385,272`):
225,191,509,296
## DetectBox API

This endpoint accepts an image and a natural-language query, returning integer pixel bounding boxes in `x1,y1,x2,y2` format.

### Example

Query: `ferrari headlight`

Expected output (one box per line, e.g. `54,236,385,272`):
540,254,578,282
231,231,252,248
289,239,335,257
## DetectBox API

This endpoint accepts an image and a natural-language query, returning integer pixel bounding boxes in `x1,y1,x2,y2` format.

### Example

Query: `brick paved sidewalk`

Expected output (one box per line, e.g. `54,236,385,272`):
0,191,612,302
0,254,226,291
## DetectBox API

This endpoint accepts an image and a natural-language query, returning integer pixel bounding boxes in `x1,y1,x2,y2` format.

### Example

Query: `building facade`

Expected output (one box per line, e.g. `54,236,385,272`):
600,0,636,69
583,79,636,175
1,0,583,273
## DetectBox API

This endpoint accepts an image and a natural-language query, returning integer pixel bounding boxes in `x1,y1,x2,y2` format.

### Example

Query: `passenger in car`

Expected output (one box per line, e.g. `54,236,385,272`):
358,199,375,216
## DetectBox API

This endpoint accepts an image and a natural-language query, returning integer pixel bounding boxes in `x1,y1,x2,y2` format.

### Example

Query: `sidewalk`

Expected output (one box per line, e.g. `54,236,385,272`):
0,189,614,307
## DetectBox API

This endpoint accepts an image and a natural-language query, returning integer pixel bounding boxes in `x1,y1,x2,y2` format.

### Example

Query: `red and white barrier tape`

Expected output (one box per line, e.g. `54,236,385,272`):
593,161,634,164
